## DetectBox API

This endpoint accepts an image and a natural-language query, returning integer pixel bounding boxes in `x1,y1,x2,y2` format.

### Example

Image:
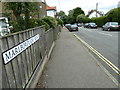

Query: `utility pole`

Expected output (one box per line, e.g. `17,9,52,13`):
58,0,61,11
96,3,98,17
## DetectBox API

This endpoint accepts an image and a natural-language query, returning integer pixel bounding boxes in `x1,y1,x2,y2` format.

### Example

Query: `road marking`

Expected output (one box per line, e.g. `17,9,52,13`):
98,32,112,36
73,34,120,75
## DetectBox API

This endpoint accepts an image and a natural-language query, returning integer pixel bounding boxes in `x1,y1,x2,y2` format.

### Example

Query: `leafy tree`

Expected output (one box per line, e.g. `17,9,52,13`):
72,7,85,23
76,14,90,23
58,11,66,19
5,2,37,31
106,7,120,23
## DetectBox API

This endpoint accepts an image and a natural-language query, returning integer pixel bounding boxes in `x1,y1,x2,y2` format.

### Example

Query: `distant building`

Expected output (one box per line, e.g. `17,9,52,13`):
46,4,57,18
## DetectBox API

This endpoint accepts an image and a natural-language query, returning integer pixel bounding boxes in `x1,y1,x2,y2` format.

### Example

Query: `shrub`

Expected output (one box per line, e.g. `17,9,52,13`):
91,16,108,27
36,19,50,31
56,18,63,27
42,16,57,28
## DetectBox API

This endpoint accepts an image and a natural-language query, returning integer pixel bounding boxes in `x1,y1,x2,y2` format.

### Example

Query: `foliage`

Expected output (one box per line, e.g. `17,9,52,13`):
36,19,50,31
5,2,38,32
90,7,120,27
58,11,66,19
72,7,85,23
56,18,64,27
76,14,90,23
106,7,120,24
42,16,57,28
91,16,108,27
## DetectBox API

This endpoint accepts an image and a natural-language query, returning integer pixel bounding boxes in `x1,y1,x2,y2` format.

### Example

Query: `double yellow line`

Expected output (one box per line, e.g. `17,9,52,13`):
73,34,120,75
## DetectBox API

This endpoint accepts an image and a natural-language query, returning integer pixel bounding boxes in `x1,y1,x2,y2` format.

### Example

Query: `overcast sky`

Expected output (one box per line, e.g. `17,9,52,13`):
46,0,119,17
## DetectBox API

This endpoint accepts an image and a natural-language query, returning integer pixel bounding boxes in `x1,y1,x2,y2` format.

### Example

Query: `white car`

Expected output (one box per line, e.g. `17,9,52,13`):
0,17,12,36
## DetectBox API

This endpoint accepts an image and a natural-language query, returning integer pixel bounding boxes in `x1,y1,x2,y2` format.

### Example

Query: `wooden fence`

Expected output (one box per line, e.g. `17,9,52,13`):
0,25,60,89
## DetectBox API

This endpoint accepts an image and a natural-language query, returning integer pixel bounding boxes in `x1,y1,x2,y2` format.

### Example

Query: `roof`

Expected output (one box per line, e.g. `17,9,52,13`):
46,4,56,10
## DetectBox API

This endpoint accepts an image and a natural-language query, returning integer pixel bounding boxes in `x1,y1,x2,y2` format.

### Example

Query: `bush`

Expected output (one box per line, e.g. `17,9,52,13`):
91,16,108,27
90,7,120,27
42,16,57,28
56,18,63,27
36,19,50,31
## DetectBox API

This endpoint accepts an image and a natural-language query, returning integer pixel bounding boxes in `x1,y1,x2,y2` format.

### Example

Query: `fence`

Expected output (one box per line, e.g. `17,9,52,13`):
0,25,60,89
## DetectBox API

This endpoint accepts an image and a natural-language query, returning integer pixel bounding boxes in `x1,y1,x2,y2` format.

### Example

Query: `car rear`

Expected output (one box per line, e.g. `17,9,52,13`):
69,24,78,32
65,24,71,29
108,22,119,31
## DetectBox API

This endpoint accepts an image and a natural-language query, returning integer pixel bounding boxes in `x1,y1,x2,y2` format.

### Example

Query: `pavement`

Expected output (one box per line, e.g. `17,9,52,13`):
36,27,118,88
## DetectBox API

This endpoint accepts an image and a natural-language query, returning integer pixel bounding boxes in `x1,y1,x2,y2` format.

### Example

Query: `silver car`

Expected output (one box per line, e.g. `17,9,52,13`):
102,22,120,31
69,24,78,32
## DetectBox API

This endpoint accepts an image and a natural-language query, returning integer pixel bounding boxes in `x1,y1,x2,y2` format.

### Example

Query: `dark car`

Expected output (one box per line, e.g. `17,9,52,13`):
65,24,71,29
69,24,78,32
87,23,97,28
84,23,89,28
77,23,83,27
102,22,120,31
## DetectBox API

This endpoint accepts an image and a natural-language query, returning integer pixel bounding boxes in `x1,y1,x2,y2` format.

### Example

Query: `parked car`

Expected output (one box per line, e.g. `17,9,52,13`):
77,23,83,27
87,23,97,28
102,22,120,31
84,23,89,28
0,17,12,36
65,24,71,29
69,24,78,32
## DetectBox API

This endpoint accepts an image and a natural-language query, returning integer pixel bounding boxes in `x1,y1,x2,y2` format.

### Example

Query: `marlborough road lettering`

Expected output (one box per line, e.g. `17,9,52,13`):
3,34,40,64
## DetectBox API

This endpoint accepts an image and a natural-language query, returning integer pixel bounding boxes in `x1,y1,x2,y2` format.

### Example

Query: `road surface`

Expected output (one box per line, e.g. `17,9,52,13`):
73,27,119,82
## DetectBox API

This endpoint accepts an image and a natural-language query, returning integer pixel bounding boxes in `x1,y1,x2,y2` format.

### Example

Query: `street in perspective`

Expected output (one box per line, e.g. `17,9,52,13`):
0,0,120,89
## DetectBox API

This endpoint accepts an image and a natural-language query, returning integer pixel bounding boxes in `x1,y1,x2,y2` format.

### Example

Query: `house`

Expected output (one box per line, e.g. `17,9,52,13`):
46,4,57,18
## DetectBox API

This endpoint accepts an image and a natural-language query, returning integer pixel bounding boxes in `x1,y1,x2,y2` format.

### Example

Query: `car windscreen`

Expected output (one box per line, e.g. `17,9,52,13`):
90,23,96,25
0,22,7,28
111,22,118,25
71,25,77,27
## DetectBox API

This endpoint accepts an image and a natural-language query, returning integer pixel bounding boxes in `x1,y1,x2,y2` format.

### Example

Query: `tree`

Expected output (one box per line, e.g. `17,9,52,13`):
5,2,37,30
72,7,85,23
58,11,66,19
76,14,90,23
106,8,120,23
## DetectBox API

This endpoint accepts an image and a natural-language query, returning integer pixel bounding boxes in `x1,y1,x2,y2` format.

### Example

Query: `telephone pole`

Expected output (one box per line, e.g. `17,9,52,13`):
96,3,98,17
58,0,61,11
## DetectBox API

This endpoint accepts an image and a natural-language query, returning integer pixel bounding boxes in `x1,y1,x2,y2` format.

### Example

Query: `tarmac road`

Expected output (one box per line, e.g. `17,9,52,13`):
74,27,119,82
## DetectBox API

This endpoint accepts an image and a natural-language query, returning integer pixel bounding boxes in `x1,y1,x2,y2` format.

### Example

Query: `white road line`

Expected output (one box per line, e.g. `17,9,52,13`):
98,32,112,36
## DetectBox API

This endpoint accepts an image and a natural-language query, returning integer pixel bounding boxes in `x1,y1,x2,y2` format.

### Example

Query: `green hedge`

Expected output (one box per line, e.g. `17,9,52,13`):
90,7,120,27
91,16,108,27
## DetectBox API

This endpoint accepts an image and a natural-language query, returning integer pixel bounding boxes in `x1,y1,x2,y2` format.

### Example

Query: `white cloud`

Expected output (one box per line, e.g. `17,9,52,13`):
46,0,120,17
